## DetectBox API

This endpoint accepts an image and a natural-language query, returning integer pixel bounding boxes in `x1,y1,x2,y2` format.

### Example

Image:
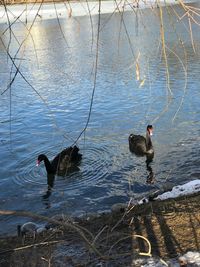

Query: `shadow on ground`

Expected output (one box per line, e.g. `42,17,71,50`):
0,193,200,266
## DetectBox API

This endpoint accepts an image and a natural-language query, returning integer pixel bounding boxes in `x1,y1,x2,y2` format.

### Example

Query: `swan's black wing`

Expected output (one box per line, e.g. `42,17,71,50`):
129,134,147,155
51,150,64,171
70,146,82,162
51,146,82,175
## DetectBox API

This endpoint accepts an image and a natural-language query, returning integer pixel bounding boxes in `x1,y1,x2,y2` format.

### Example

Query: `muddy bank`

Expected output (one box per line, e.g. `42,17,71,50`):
0,193,200,266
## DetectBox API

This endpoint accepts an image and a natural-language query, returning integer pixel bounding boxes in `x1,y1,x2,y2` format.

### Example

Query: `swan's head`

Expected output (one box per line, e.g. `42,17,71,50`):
147,125,153,136
37,154,46,166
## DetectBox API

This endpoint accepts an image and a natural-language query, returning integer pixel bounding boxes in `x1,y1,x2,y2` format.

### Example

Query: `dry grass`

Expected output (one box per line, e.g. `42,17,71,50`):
1,193,200,266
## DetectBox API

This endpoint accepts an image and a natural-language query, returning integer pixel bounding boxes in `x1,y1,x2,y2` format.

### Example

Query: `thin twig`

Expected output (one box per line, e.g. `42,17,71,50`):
0,240,64,255
0,209,102,257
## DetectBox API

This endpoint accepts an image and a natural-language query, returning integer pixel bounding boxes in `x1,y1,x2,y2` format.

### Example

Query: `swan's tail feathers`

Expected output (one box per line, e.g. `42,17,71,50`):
74,145,79,151
72,145,79,153
71,145,82,161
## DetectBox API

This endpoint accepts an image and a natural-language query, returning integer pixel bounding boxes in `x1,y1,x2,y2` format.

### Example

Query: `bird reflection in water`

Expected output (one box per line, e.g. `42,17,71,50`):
43,174,55,199
146,156,155,184
42,164,81,208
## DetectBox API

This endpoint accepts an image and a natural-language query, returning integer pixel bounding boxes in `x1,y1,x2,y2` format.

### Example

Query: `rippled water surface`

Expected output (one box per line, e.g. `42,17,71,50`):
0,3,200,235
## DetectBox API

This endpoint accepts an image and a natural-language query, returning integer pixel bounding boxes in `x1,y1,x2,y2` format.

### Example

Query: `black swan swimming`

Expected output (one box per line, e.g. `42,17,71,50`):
128,125,154,157
37,145,82,175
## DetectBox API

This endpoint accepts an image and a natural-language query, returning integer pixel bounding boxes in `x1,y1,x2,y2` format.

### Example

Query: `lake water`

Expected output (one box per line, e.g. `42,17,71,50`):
0,2,200,235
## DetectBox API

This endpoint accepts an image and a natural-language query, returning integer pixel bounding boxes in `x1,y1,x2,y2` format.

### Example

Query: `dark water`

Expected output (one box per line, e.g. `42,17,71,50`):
0,3,200,235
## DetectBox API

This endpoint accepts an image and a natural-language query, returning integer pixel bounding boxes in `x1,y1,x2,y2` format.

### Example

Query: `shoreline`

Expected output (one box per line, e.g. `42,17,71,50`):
0,0,198,24
1,179,200,238
1,192,200,266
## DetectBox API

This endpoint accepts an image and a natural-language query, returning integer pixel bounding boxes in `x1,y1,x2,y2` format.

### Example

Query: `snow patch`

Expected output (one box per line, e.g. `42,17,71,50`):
135,180,200,205
155,180,200,201
132,251,200,266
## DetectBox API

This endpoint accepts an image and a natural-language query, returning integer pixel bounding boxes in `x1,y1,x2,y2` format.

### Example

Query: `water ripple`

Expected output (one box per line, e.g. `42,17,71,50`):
14,144,113,194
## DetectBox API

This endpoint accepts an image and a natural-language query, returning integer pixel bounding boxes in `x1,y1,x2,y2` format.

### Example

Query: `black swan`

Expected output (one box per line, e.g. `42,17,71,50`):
37,145,82,175
128,125,154,157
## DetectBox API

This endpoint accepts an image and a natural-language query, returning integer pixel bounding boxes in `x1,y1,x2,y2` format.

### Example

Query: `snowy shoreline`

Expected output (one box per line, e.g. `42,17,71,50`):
0,0,198,24
135,179,200,205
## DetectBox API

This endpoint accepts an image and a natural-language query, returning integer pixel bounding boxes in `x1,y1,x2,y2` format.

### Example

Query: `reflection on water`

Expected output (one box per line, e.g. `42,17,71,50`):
146,159,155,185
0,3,200,235
43,174,55,199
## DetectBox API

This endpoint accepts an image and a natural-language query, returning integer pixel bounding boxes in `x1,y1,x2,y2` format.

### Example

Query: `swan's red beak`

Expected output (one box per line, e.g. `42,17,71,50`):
36,160,40,167
149,129,153,136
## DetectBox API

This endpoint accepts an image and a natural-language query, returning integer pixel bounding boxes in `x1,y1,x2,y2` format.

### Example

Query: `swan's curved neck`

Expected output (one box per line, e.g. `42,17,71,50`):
146,131,153,150
43,156,55,174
